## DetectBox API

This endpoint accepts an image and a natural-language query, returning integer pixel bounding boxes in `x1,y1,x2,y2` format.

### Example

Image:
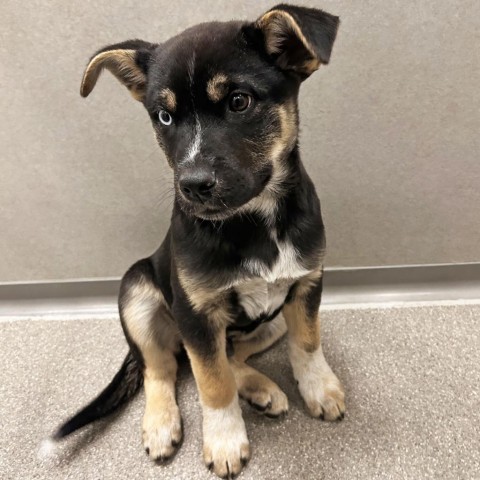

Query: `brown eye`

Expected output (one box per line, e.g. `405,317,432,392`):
229,92,252,112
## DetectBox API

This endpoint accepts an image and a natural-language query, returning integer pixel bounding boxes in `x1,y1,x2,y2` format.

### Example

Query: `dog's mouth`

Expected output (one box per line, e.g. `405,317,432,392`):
190,203,238,221
174,189,236,220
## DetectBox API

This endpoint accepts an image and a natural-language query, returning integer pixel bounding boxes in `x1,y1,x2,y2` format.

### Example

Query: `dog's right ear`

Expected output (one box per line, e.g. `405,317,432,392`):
80,40,157,101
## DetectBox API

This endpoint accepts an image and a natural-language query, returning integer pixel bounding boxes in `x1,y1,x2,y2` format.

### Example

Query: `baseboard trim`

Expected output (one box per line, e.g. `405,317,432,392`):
1,263,479,319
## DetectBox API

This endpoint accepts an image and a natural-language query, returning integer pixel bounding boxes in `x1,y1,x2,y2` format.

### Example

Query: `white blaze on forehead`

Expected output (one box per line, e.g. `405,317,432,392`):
182,51,202,165
183,114,202,165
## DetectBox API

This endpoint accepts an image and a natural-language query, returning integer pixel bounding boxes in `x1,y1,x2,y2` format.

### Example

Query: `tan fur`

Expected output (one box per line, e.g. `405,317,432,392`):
302,57,321,74
159,88,177,112
80,49,146,100
256,10,321,75
230,359,288,416
283,299,320,353
294,267,324,298
229,316,289,415
177,267,232,329
129,85,146,102
186,335,237,409
121,274,182,459
120,273,181,354
282,268,323,353
238,100,298,220
206,73,229,103
274,102,298,159
142,347,182,459
284,269,345,420
176,266,237,408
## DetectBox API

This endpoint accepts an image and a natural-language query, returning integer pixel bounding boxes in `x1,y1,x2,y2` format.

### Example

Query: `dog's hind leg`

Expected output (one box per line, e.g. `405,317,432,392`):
230,315,289,417
120,260,182,462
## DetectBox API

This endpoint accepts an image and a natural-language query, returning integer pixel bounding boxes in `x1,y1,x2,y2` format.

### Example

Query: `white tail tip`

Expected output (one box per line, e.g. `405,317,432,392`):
37,438,57,461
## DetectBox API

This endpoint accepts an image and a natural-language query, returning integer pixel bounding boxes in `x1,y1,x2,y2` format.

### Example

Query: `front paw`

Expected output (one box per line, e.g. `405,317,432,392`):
299,369,345,421
202,396,250,479
290,344,345,421
143,405,182,462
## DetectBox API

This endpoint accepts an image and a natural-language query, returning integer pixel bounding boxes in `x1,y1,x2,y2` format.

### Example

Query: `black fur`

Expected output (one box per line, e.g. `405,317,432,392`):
52,351,142,440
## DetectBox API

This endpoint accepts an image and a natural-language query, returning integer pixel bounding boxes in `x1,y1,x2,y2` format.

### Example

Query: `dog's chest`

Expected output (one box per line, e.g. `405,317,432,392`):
235,238,311,320
235,277,292,320
243,235,311,283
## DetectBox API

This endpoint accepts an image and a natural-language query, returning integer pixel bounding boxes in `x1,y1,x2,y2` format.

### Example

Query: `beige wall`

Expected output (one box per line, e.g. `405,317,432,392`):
1,0,479,282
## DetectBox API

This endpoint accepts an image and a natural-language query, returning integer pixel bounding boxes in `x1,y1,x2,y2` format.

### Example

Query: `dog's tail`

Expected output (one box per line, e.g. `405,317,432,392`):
39,351,142,458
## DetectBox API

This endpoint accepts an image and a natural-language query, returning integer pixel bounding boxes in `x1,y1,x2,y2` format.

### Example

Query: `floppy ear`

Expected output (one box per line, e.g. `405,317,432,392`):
255,4,339,78
80,39,157,101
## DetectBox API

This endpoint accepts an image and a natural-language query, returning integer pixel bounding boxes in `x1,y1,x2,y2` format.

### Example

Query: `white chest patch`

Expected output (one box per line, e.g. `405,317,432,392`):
237,232,312,320
243,233,311,284
235,277,293,319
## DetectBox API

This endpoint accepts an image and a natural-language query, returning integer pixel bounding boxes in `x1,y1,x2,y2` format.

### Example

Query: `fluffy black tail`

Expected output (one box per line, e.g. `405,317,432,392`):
52,351,143,440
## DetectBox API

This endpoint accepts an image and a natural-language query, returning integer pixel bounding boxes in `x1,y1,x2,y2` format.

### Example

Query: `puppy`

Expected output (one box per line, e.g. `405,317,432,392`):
49,5,344,478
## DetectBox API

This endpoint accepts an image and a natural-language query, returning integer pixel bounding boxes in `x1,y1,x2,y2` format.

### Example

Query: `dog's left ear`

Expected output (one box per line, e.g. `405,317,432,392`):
253,4,340,78
80,39,157,101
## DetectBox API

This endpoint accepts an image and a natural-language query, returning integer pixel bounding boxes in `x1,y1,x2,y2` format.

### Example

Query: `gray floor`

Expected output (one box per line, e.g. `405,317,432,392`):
1,304,479,480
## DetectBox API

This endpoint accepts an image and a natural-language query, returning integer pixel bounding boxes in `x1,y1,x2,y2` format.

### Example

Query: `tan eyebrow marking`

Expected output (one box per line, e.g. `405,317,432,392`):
159,88,176,112
206,73,229,103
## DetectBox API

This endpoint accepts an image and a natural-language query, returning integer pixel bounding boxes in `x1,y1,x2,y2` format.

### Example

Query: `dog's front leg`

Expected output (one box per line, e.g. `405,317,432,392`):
174,295,250,478
283,269,346,421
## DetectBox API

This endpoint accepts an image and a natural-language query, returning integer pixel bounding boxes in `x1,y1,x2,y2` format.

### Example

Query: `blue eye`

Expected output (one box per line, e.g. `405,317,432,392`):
158,110,173,126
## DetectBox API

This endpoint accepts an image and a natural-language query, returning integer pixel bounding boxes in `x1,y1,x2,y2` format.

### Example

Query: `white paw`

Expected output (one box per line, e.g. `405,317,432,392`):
143,405,182,462
289,342,345,421
202,396,250,478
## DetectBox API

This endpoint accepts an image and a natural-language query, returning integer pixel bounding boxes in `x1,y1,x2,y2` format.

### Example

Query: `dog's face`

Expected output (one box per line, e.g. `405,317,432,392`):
145,23,301,220
81,5,339,219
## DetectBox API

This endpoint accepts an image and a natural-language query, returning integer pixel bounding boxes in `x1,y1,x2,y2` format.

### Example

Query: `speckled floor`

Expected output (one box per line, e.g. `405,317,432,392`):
1,304,479,480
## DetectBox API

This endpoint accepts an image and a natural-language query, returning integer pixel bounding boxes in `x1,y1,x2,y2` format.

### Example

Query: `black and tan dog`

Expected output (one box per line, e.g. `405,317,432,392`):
48,4,344,478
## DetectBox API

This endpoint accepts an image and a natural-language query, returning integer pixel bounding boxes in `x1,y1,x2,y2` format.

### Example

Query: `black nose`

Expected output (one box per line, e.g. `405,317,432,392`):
179,169,216,203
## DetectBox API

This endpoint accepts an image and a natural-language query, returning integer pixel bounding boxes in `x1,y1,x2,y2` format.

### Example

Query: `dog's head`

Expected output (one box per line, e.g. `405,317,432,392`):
81,5,339,220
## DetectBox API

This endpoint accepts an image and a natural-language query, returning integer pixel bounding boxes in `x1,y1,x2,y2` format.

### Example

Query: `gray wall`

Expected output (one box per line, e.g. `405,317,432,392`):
1,0,479,282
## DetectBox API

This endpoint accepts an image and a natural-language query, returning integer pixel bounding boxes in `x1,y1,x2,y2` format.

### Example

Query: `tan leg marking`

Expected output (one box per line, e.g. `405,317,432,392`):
283,294,320,353
177,267,251,475
121,279,182,461
185,334,250,477
142,346,182,461
283,271,345,421
186,334,236,409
